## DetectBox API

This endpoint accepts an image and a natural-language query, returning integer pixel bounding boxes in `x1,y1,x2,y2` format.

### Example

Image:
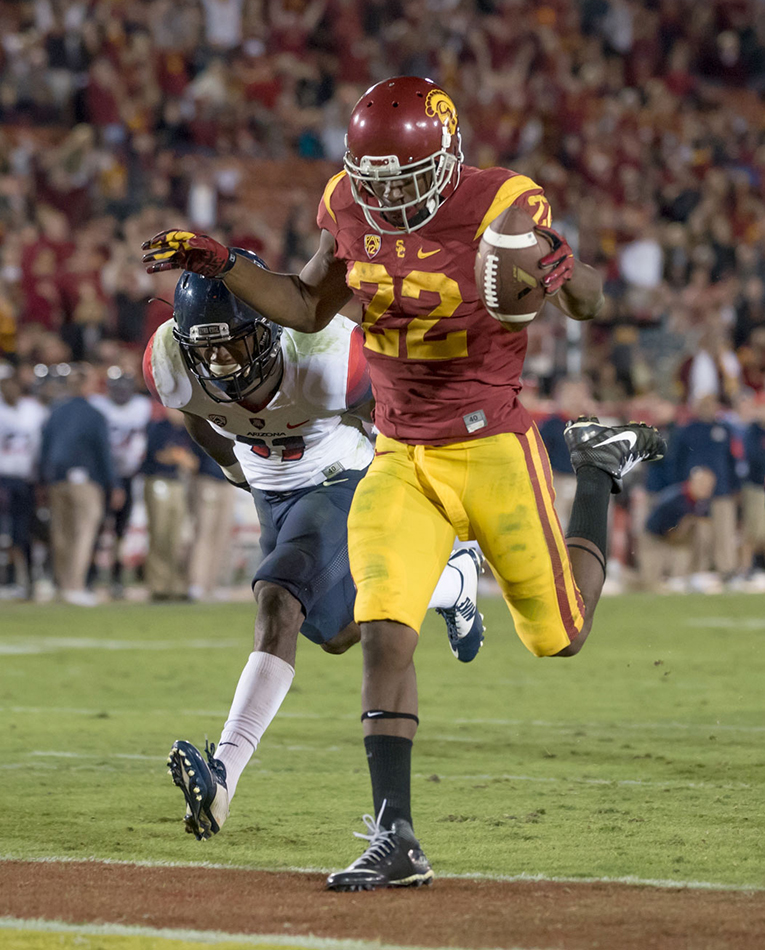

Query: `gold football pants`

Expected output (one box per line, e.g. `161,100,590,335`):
348,427,585,656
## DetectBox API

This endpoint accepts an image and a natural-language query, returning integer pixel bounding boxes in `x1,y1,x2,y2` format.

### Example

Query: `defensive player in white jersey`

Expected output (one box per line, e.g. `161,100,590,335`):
90,370,152,596
143,250,484,841
0,369,48,597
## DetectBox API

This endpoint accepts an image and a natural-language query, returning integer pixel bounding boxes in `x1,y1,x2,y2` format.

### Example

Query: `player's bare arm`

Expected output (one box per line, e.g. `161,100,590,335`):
555,260,604,321
142,229,351,334
536,224,604,321
181,411,249,490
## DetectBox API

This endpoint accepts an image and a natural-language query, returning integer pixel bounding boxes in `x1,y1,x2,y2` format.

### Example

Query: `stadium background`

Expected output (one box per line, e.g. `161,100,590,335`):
1,2,765,949
2,0,765,598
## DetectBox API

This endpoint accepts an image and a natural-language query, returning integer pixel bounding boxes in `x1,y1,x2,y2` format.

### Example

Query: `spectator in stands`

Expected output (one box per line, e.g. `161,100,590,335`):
678,323,743,408
142,406,198,601
668,394,740,579
89,367,152,597
0,366,48,598
638,466,717,592
187,443,236,602
39,364,123,606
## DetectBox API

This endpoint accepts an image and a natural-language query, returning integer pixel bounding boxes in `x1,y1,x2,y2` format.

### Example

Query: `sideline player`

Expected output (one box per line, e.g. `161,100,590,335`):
143,251,484,841
142,77,665,883
89,369,152,597
0,368,48,598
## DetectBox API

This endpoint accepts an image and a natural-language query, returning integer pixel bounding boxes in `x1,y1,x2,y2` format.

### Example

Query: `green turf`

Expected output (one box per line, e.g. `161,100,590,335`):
0,595,763,887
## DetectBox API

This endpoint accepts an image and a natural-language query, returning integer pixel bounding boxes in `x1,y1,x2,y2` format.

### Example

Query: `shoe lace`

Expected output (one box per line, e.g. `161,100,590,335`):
204,739,227,787
352,800,397,865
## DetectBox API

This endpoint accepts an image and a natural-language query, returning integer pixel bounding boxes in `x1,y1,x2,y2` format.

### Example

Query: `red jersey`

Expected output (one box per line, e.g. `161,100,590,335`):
316,165,553,445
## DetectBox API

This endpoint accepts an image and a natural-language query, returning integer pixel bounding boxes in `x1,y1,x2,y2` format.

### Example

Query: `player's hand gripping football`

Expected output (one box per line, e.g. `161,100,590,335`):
535,225,575,294
141,230,235,278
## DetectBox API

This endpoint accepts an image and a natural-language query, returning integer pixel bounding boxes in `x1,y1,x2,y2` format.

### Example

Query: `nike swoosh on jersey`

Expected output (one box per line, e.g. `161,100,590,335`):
286,419,310,429
323,478,349,486
596,431,637,449
417,248,441,259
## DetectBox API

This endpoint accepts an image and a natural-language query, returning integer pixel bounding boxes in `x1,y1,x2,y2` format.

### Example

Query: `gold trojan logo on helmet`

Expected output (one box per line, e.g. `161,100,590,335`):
425,89,458,136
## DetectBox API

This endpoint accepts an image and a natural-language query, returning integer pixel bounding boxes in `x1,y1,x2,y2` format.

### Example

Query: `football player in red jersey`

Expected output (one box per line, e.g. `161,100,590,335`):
143,76,666,891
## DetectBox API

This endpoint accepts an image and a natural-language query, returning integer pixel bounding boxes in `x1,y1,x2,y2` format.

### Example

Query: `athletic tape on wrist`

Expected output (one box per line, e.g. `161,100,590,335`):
361,710,420,725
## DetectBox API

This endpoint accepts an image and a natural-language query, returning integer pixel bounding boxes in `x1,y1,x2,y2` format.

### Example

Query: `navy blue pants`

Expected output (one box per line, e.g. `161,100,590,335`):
251,467,368,645
0,476,34,562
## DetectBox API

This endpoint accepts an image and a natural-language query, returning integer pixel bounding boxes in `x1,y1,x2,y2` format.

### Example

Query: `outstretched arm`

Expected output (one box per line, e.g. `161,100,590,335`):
227,229,352,332
142,229,352,334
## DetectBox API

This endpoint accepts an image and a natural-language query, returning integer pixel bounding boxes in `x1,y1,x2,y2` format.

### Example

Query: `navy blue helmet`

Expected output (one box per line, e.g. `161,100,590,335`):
173,249,282,403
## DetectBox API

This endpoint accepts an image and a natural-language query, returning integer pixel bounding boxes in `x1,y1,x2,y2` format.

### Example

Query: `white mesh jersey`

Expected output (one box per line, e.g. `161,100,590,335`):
89,393,153,478
144,315,374,491
0,396,49,480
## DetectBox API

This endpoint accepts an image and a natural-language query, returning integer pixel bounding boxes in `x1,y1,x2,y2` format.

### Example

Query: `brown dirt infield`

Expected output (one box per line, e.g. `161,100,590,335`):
1,861,764,949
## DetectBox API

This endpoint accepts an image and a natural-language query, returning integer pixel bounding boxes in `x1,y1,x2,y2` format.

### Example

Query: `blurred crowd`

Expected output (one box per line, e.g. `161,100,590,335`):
1,0,765,598
531,378,765,594
0,361,252,604
2,360,764,602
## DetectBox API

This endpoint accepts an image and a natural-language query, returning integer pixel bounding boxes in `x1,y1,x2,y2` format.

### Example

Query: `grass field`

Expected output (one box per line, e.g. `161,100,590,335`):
1,593,763,890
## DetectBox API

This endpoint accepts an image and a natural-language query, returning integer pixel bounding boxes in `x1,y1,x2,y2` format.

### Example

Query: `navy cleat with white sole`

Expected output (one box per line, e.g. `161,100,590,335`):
326,803,434,892
167,739,229,840
437,547,485,662
564,416,667,494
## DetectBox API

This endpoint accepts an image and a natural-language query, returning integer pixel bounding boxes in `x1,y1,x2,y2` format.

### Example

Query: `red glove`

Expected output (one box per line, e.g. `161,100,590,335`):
535,225,575,294
141,230,236,278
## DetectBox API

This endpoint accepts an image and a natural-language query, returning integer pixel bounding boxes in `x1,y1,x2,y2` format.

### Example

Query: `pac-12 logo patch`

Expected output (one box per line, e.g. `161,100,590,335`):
208,414,227,426
364,234,381,258
249,417,265,429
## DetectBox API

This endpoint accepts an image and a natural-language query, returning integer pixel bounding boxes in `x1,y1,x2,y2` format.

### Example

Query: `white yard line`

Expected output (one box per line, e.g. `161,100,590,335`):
0,638,240,655
27,751,160,761
685,617,765,629
0,858,761,893
412,772,754,791
0,749,756,792
0,917,514,950
1,706,762,734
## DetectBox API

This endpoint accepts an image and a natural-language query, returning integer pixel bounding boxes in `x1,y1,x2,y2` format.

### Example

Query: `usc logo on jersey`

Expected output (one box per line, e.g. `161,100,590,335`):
364,234,381,258
425,90,458,135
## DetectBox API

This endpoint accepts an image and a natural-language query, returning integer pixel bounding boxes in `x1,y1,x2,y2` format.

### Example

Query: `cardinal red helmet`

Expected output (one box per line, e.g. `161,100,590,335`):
344,76,464,234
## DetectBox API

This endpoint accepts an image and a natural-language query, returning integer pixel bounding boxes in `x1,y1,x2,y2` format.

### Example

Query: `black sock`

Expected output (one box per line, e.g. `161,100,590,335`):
566,465,612,558
364,734,413,830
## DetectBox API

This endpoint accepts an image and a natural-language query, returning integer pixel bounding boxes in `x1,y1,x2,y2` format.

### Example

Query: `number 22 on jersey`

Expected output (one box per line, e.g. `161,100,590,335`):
348,262,467,361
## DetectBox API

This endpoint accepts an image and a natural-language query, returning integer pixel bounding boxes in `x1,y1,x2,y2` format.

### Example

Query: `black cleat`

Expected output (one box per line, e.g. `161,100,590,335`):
564,416,667,494
167,739,229,840
326,805,434,892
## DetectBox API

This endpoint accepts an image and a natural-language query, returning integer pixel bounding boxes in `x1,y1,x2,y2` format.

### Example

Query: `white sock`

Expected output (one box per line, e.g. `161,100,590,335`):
214,651,295,798
427,560,463,610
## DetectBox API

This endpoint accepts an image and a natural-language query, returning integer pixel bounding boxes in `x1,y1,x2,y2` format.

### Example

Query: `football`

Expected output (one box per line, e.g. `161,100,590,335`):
474,206,551,331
